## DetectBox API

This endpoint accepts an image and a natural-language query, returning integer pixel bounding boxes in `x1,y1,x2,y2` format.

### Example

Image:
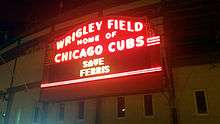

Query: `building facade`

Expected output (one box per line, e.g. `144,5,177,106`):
0,0,220,124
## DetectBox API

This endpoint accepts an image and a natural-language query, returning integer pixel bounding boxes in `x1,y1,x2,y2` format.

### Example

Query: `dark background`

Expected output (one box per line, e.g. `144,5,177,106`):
0,0,138,47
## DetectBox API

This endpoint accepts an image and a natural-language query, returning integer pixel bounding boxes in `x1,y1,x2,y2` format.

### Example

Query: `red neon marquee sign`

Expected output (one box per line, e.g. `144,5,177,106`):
41,17,162,88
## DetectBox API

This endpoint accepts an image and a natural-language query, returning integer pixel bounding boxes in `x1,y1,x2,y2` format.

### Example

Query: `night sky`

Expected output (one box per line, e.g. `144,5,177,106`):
0,0,138,47
0,0,97,47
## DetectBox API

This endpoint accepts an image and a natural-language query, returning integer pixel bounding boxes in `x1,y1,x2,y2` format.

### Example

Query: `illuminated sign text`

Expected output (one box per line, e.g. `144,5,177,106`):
42,17,161,88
